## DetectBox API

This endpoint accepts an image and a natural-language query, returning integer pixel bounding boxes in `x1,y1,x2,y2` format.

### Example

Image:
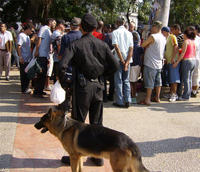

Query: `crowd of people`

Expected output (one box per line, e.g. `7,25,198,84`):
0,15,200,107
0,13,200,166
0,15,199,107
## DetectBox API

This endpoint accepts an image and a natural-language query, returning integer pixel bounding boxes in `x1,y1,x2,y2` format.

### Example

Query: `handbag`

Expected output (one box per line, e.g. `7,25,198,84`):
26,60,42,80
50,81,66,104
25,58,36,73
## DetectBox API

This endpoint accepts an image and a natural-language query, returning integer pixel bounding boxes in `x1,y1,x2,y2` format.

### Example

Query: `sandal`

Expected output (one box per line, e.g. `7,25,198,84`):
151,97,160,103
138,100,150,106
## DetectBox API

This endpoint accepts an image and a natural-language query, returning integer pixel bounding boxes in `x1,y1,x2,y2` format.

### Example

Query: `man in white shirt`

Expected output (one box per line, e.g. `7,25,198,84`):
0,22,13,80
139,21,166,105
112,17,133,108
17,23,34,94
33,18,56,97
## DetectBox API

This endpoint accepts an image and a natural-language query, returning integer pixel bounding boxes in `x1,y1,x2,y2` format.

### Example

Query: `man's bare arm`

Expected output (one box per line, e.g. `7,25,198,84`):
34,37,42,57
113,44,125,64
124,46,133,71
141,36,154,48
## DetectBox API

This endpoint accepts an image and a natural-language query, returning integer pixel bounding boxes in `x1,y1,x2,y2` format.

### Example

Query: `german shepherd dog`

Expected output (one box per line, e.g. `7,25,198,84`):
34,107,150,172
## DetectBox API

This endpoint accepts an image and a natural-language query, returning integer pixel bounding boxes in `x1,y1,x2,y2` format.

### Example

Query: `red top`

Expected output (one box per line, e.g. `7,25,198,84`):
183,39,196,59
92,30,104,40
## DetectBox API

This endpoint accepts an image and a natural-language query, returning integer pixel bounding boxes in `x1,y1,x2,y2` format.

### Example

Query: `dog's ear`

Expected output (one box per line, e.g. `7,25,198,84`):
50,110,57,121
48,108,52,115
47,108,55,121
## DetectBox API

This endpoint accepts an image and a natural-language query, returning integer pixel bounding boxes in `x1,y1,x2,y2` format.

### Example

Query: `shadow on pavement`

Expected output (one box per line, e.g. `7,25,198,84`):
138,136,200,157
0,73,53,115
0,154,103,169
103,98,200,114
0,154,64,169
0,116,40,124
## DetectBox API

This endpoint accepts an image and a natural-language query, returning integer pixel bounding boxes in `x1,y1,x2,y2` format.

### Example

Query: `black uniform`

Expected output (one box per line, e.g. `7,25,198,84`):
59,33,119,125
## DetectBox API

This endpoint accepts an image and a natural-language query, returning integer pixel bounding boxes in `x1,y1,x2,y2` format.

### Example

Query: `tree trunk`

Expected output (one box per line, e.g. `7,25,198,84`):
155,0,171,26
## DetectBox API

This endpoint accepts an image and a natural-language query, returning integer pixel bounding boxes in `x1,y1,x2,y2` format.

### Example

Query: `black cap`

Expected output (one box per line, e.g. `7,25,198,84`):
81,13,97,29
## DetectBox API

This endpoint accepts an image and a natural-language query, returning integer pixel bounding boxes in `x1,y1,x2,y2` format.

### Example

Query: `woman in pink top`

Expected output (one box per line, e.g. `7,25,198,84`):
173,26,196,100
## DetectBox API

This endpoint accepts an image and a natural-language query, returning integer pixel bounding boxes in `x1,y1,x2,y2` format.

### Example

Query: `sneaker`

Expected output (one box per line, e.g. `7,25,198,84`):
23,88,32,94
89,157,104,166
42,91,47,95
45,85,52,91
113,102,125,108
169,94,177,102
131,98,137,104
6,77,10,81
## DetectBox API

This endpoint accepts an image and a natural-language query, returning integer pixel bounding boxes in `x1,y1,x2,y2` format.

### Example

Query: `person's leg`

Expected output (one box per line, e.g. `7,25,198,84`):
108,74,114,101
122,65,131,105
103,77,108,102
72,81,91,122
0,51,4,77
89,84,103,125
33,57,47,95
145,88,152,104
192,59,199,97
142,65,156,104
12,48,19,68
161,63,169,86
19,63,27,92
182,60,194,99
114,63,124,105
169,63,180,96
45,54,54,90
177,61,183,98
4,52,11,79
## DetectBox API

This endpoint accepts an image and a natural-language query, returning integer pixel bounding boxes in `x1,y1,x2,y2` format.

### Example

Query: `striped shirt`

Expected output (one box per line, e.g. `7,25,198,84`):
177,33,184,49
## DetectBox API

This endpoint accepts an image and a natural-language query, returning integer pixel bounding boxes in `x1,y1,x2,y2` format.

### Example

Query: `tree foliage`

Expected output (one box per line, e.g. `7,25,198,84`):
0,0,138,24
137,0,152,24
169,0,200,28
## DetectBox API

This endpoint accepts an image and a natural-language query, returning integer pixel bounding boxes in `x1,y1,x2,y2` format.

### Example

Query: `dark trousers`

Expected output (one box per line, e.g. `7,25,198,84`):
58,88,72,113
161,63,169,86
72,80,103,125
177,61,183,97
19,62,30,92
52,61,59,83
33,57,47,94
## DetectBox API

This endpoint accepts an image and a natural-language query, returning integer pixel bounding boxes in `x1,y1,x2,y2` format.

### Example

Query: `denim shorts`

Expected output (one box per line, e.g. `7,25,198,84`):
143,65,162,89
168,63,180,84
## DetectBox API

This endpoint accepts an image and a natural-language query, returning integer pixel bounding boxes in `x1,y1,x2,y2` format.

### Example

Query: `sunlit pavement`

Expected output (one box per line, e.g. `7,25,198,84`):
1,68,200,172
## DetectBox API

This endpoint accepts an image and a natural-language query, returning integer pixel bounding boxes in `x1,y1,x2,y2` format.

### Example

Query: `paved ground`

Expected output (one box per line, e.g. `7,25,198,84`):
0,68,200,172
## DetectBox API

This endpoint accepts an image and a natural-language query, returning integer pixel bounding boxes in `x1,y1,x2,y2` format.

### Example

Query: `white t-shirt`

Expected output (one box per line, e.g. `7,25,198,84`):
195,35,200,60
38,25,52,57
112,26,133,63
17,32,32,62
144,33,166,69
0,30,13,49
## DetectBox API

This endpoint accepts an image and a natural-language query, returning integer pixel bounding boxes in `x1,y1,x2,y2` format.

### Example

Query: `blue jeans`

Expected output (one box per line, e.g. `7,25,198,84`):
114,63,131,105
181,59,196,99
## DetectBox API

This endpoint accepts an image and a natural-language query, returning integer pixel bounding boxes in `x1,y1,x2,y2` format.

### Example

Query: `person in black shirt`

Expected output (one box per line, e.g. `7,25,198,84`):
57,17,82,113
58,13,119,166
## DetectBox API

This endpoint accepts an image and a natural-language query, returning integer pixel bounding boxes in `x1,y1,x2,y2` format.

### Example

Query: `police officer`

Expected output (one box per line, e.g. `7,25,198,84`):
58,13,119,166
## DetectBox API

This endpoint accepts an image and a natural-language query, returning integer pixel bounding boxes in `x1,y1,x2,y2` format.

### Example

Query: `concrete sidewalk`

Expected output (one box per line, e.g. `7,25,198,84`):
0,68,200,172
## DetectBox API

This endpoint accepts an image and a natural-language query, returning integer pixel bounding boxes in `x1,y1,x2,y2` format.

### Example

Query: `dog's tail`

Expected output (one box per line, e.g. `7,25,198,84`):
129,142,150,172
